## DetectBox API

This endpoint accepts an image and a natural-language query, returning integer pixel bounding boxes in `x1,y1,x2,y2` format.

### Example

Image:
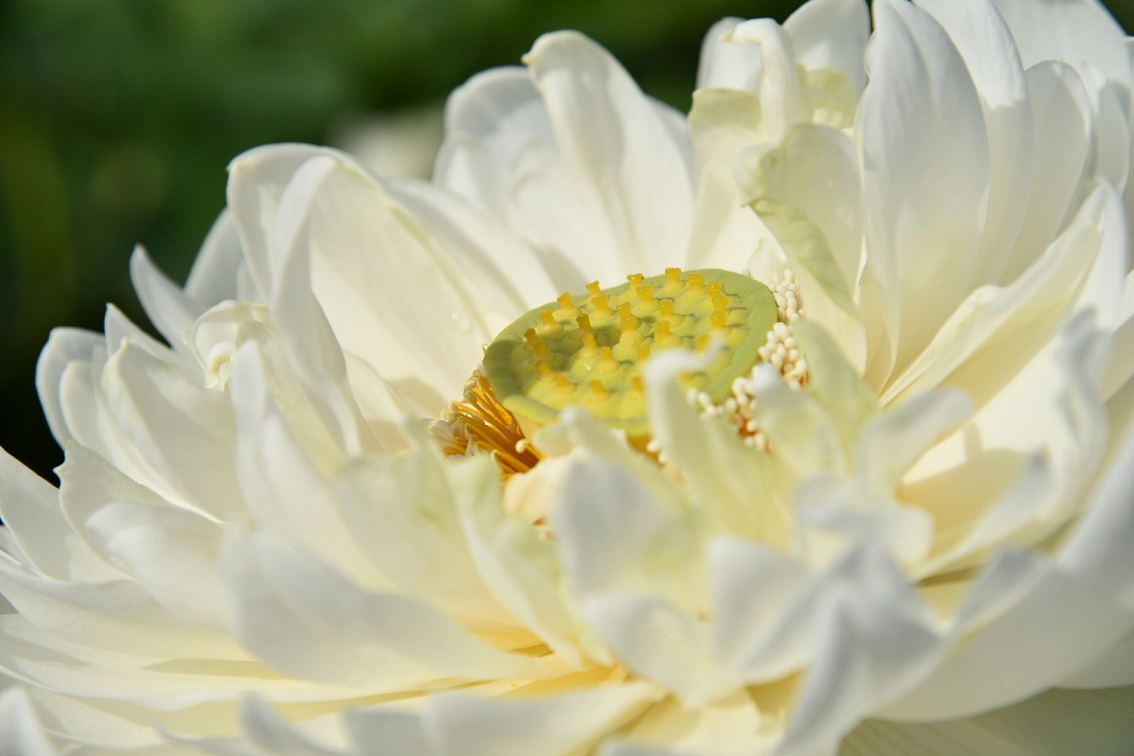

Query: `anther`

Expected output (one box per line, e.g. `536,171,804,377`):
553,373,573,394
576,313,592,331
711,310,728,330
627,273,644,289
590,380,610,400
636,342,651,361
706,281,723,297
687,272,705,296
712,293,729,312
586,281,603,300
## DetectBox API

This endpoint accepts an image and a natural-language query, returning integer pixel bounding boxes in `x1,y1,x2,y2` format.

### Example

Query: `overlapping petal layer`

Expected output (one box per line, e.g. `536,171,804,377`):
2,0,1133,753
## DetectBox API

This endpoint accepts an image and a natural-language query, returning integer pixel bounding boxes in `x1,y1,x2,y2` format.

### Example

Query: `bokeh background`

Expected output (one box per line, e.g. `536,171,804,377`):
3,0,1133,483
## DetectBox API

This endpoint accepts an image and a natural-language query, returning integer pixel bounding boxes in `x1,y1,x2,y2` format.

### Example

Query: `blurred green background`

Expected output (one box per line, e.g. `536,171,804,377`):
2,0,1132,484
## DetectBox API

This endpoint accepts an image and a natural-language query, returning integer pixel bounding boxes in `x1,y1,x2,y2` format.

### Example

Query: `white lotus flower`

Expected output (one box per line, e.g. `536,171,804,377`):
2,0,1133,753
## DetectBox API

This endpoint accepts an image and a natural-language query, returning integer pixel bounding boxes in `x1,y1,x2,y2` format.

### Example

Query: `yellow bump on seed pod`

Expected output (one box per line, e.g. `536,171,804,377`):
658,298,684,327
654,320,682,348
618,302,640,331
711,310,728,330
627,273,644,289
524,328,551,358
596,346,619,374
590,380,610,401
637,342,651,362
557,292,578,318
554,373,574,394
591,293,614,323
538,310,563,335
712,293,729,312
706,280,723,297
576,312,592,331
685,272,706,303
581,331,599,356
586,280,602,298
635,285,658,314
662,267,683,294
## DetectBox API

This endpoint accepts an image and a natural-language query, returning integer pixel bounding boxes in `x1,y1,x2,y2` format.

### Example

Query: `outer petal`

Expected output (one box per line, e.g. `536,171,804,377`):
860,0,991,380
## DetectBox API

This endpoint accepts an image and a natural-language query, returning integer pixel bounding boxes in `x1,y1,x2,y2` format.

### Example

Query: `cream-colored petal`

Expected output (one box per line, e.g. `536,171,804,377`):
0,686,57,756
219,529,550,688
228,344,389,591
861,0,992,380
784,0,871,93
0,446,111,583
423,681,660,756
35,327,102,447
525,31,696,276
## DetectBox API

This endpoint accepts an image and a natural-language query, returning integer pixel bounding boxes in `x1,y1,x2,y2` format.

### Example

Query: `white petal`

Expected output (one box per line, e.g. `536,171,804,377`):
735,124,862,314
35,327,102,447
646,349,789,545
228,343,388,590
436,66,555,217
103,340,242,519
334,438,517,630
83,501,230,630
861,0,991,378
784,0,871,92
696,18,759,91
554,454,701,607
450,455,594,666
269,152,492,417
219,529,548,687
391,179,557,315
424,681,659,756
1062,633,1134,689
916,0,1034,287
346,708,434,755
583,594,715,704
727,20,806,142
0,686,57,756
990,0,1131,88
129,246,203,354
777,553,940,755
524,31,696,276
0,446,110,583
1003,61,1094,282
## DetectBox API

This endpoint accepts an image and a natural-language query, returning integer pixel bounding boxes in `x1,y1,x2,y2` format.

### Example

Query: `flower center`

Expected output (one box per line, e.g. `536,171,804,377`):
483,268,778,440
